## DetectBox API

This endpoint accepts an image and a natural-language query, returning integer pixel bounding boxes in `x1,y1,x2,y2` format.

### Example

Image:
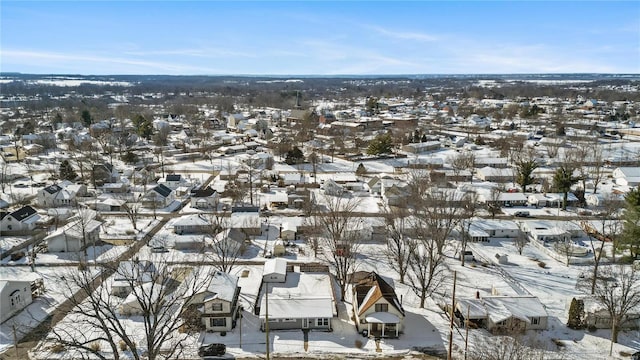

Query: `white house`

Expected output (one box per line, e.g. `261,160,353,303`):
142,184,175,208
184,271,241,332
470,219,521,239
37,184,77,207
0,206,41,235
45,217,102,253
522,220,570,243
476,167,514,182
259,269,335,331
455,296,548,334
263,258,287,283
172,214,211,235
352,272,405,338
0,273,41,323
190,186,219,209
280,221,297,241
612,167,640,187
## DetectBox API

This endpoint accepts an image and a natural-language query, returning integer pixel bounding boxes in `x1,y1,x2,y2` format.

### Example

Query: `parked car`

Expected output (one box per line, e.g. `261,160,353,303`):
198,343,226,357
514,211,530,217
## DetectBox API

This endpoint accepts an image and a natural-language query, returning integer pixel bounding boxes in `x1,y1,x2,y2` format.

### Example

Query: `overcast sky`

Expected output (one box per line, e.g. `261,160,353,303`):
2,1,639,75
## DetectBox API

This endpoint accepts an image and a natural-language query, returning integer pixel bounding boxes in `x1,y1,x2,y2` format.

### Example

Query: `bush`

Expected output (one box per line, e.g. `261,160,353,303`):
119,340,128,351
587,325,597,333
354,340,363,349
51,344,65,353
538,261,546,268
220,331,227,336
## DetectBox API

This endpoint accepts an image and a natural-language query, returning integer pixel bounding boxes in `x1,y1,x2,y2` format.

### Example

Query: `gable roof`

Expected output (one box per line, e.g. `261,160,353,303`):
354,272,405,317
204,271,239,303
192,186,216,198
10,206,38,221
43,184,62,194
152,184,173,197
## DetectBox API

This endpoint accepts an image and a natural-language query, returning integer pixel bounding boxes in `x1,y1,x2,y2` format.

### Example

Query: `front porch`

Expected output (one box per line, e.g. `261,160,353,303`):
364,312,401,338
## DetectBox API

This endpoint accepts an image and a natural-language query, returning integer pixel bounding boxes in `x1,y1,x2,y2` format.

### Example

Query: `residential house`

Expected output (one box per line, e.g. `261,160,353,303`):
352,272,405,338
454,296,548,334
173,214,211,235
92,163,119,186
480,192,529,207
112,260,157,297
190,186,219,209
528,193,578,208
162,174,188,190
522,220,571,243
0,273,42,323
263,258,287,283
612,167,640,187
401,141,441,154
95,198,126,212
184,271,241,332
323,179,344,196
0,206,41,235
280,221,297,241
469,219,521,240
585,193,625,208
475,157,509,168
258,260,335,331
100,182,129,194
476,167,514,182
37,184,77,207
45,216,102,252
142,184,174,208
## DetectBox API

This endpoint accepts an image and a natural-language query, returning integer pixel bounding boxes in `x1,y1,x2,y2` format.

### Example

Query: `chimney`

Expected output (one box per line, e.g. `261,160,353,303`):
476,291,480,299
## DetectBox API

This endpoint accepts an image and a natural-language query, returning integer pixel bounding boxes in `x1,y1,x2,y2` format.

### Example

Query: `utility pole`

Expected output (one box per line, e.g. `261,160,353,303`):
239,309,243,349
464,306,470,360
447,271,457,360
265,283,270,360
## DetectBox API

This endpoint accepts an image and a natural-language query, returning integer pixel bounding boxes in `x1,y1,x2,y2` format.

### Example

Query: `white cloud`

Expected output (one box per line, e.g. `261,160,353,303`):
1,49,222,74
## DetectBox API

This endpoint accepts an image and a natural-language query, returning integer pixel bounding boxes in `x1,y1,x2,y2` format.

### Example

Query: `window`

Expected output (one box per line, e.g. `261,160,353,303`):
531,317,539,325
316,318,329,326
211,303,223,312
282,318,296,322
375,303,389,312
210,318,226,327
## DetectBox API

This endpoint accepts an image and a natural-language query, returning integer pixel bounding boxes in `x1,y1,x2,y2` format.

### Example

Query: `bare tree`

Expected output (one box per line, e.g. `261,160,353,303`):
449,151,476,184
469,335,556,360
457,191,478,266
382,205,412,284
545,139,563,159
205,213,245,273
48,256,213,360
514,221,528,255
407,224,447,308
408,171,465,255
486,185,503,218
594,265,640,347
315,194,363,300
121,193,142,231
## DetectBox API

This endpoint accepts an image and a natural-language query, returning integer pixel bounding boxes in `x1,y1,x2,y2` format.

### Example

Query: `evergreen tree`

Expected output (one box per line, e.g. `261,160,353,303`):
366,133,393,155
355,163,367,176
133,114,154,140
553,165,578,210
621,186,640,259
59,159,78,181
285,146,304,165
566,298,584,329
81,109,92,127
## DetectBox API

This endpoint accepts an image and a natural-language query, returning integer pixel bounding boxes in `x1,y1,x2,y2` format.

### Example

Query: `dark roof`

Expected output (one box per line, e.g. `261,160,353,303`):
192,186,216,198
166,174,182,182
354,271,405,316
152,184,173,197
43,184,62,194
10,206,38,221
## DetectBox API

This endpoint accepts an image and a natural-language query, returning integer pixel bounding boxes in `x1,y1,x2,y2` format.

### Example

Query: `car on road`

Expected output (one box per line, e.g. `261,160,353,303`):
198,343,226,358
514,211,530,217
